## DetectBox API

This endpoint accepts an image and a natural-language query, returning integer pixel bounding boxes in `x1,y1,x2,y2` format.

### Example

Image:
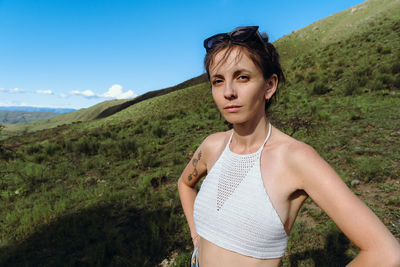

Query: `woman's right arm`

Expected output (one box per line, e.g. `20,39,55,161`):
178,137,210,247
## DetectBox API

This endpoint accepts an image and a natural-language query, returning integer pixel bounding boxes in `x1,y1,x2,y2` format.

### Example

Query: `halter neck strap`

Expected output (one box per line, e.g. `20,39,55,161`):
227,122,272,153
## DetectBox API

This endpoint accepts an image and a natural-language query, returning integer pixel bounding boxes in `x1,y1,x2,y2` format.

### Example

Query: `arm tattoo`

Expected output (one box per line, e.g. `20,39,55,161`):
188,150,202,182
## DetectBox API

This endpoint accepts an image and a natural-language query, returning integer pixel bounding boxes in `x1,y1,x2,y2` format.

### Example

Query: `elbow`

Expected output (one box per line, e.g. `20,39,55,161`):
388,251,400,267
177,176,183,189
386,257,400,267
382,245,400,267
177,176,189,191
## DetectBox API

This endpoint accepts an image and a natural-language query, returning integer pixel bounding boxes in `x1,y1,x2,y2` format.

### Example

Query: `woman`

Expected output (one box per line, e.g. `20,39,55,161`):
177,26,400,267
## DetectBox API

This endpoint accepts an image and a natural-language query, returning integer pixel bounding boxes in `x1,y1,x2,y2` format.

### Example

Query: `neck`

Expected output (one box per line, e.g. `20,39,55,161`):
230,113,270,153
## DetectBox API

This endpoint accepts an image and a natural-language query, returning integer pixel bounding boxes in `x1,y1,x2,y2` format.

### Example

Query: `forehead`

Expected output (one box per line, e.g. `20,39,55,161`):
209,47,258,75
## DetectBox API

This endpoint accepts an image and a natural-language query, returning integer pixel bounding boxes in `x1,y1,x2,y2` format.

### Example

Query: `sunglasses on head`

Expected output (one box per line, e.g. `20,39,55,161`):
203,26,265,52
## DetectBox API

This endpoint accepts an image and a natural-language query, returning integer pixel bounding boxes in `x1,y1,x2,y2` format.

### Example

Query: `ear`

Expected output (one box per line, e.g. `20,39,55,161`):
264,74,278,100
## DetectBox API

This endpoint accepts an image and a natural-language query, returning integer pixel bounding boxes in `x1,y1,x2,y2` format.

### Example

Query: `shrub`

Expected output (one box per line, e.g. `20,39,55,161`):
133,124,144,134
317,110,330,121
44,142,59,156
355,155,389,182
26,144,43,155
312,82,331,95
376,73,392,86
355,67,372,77
391,62,400,74
118,138,138,158
370,79,384,91
344,80,361,96
350,112,362,120
381,47,391,54
379,64,391,74
295,72,304,82
393,75,400,89
334,68,344,77
306,72,318,83
75,136,99,155
99,138,114,156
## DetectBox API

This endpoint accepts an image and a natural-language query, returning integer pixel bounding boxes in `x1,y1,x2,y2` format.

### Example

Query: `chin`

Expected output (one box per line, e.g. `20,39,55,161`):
221,114,247,125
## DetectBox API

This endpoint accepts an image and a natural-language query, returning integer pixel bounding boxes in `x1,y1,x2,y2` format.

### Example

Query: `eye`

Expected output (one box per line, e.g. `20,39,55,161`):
212,79,223,85
238,75,249,81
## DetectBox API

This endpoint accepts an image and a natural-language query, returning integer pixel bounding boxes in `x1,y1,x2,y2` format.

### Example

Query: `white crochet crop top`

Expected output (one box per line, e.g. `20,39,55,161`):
193,123,288,259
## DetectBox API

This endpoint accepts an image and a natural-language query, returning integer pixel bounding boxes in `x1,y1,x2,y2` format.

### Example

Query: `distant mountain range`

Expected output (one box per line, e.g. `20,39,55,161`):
0,110,59,125
0,106,76,113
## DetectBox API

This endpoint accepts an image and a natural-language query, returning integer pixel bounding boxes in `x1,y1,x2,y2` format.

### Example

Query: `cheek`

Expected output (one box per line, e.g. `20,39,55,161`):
211,89,222,106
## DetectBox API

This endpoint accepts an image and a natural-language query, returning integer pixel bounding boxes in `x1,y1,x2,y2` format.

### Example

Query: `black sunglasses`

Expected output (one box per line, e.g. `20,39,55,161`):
203,26,265,52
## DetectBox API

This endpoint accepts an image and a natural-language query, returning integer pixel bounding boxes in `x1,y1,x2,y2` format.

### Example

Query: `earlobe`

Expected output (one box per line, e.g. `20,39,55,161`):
264,74,278,100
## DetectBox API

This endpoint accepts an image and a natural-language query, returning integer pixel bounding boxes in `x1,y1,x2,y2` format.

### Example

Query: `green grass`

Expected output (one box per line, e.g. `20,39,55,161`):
1,0,400,265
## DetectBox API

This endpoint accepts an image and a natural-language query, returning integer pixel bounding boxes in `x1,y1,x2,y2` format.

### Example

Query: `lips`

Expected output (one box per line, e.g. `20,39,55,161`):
224,105,242,112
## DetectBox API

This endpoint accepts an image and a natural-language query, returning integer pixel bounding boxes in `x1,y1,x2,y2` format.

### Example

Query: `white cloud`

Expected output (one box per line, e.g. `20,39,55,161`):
69,89,98,98
0,88,4,92
100,84,137,99
36,89,53,95
65,84,136,100
8,88,24,93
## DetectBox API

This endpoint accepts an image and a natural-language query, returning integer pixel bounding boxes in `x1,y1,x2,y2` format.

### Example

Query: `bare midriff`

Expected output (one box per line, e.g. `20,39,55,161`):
198,237,282,267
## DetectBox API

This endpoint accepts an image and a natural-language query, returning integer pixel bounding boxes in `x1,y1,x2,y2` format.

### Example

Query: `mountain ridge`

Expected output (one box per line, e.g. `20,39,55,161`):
0,106,76,114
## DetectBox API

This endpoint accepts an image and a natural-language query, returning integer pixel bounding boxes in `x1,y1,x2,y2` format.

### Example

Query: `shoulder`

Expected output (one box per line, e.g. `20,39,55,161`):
269,126,325,187
268,126,315,158
201,130,231,151
199,130,232,166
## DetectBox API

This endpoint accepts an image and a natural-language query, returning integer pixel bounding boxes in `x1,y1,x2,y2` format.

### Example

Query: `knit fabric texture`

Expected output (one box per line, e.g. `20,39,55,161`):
193,123,288,259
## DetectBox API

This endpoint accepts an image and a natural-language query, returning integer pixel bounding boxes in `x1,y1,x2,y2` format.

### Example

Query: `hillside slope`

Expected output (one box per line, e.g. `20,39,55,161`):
1,99,129,138
1,74,207,138
275,0,400,62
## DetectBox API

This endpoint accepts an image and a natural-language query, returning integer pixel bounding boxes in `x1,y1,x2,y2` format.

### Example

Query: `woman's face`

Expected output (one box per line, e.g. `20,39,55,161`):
209,47,276,125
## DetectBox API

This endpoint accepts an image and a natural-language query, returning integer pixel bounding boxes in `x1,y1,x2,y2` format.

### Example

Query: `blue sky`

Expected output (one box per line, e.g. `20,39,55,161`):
0,0,365,109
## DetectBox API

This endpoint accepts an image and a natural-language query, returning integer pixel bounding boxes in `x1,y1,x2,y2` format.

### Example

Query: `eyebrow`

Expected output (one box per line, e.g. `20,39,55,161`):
211,74,224,80
211,69,251,80
233,69,250,77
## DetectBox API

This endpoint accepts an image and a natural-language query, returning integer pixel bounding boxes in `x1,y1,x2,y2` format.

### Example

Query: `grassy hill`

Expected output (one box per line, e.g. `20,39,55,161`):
0,0,399,266
0,99,129,139
1,75,207,139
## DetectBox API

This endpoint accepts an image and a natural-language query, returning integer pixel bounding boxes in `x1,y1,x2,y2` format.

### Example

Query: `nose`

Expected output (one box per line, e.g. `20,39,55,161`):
223,81,237,100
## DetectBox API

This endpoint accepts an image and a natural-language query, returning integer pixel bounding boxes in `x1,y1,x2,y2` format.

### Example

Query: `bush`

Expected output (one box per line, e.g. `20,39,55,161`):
344,80,362,96
152,124,167,138
75,137,99,155
334,68,344,77
44,142,59,156
393,75,400,89
118,138,138,158
295,72,304,82
355,155,389,182
370,79,384,91
312,82,331,95
133,124,144,135
376,73,393,86
355,67,372,77
305,72,318,83
26,144,43,155
391,62,400,74
381,47,391,54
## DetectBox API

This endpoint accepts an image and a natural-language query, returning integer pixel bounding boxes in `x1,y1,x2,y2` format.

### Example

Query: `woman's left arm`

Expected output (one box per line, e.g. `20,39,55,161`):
289,143,400,267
